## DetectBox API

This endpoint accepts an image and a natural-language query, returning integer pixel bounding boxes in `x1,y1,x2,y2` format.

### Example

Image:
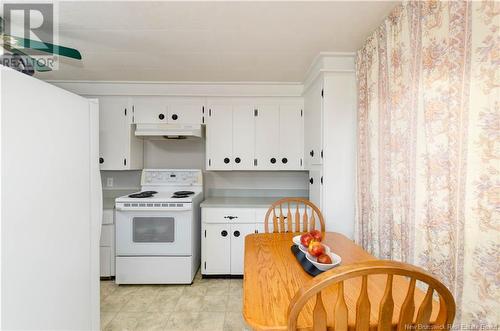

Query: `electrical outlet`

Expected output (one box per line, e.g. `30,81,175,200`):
106,177,114,187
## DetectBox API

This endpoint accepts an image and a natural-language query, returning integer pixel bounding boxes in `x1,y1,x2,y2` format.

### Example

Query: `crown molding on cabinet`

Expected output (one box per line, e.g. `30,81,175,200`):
302,52,356,94
48,80,304,97
48,52,355,97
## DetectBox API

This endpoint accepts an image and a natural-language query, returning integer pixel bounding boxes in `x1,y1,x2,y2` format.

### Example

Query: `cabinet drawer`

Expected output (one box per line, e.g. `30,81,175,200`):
102,209,114,225
202,208,255,223
100,224,114,247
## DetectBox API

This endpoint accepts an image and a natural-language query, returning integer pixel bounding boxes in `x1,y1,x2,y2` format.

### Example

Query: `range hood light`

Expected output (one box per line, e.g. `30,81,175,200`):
135,123,203,139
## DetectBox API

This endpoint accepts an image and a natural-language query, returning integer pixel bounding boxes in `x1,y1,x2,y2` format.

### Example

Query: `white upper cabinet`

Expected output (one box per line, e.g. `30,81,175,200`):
279,105,304,170
133,97,204,124
167,97,204,124
133,97,169,124
232,105,255,170
206,103,255,170
254,105,280,170
206,98,303,171
98,96,143,170
206,104,233,170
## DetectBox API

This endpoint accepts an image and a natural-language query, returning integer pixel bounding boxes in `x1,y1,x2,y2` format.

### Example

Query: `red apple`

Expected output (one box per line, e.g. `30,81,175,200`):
317,253,332,264
308,241,324,257
300,233,313,247
309,230,322,242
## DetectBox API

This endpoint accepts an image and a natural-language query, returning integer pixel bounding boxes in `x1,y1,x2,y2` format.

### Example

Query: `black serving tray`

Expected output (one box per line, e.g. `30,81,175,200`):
290,245,323,276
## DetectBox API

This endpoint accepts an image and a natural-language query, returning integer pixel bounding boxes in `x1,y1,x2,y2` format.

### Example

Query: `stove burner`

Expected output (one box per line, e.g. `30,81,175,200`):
171,194,189,198
128,191,156,198
174,191,194,196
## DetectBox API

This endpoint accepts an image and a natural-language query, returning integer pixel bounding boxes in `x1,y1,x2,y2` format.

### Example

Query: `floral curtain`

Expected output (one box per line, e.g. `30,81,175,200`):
356,0,499,325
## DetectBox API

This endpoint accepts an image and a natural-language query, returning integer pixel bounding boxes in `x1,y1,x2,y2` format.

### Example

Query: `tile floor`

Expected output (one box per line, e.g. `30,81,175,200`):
100,271,251,331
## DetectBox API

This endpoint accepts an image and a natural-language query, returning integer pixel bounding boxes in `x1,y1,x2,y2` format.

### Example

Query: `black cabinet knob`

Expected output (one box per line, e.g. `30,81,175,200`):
159,113,165,120
282,158,288,164
310,150,314,157
99,157,104,164
224,158,230,164
235,157,241,164
270,158,276,164
171,114,178,120
221,230,228,237
234,231,240,237
309,177,314,184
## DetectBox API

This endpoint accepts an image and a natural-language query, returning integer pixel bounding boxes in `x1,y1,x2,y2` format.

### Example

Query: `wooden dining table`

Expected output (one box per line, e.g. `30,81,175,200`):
243,232,439,331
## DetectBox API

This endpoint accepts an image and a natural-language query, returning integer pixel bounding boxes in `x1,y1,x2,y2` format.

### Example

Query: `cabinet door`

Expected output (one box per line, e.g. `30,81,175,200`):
309,166,323,209
168,100,203,124
279,106,304,170
133,97,168,123
255,105,280,170
304,78,323,167
99,97,128,170
230,223,257,275
206,105,233,170
232,105,255,170
202,223,231,274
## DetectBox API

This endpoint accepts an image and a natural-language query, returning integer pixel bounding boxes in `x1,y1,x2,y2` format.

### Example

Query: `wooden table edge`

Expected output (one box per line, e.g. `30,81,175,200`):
243,232,367,331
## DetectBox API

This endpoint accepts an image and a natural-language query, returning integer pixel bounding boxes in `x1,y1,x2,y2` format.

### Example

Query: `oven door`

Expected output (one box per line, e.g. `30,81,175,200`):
115,209,192,256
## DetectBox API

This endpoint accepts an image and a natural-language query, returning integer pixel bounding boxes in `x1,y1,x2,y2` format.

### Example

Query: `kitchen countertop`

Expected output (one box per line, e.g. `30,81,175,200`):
200,197,288,208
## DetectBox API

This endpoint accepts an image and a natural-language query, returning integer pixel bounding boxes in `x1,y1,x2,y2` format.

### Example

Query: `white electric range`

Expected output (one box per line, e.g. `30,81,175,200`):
115,169,203,284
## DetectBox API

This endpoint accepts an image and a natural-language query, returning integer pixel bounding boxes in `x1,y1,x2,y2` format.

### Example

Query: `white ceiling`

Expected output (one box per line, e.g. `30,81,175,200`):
38,1,397,82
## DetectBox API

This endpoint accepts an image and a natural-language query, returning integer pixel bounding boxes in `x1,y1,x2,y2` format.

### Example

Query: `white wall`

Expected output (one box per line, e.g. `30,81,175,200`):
144,139,205,169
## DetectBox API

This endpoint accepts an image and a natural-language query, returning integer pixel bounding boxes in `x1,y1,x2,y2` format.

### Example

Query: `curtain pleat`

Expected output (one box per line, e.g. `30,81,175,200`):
355,0,499,325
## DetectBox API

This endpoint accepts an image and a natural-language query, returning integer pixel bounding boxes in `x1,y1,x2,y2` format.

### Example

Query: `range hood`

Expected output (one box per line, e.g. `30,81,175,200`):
135,123,203,139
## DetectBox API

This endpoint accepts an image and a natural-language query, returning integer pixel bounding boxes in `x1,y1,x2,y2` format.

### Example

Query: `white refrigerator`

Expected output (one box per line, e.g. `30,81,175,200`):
0,67,102,330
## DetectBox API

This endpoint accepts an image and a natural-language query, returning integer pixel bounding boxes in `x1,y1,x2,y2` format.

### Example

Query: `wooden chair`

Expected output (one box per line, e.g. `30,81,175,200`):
287,260,456,331
264,198,325,233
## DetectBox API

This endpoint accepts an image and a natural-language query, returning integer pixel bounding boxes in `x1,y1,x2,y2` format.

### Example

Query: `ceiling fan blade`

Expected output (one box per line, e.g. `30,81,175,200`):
3,44,52,72
7,35,82,60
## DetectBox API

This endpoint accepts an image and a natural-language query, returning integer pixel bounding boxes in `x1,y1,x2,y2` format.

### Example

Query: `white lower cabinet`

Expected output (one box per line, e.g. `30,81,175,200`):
202,223,231,274
202,208,260,275
100,208,115,277
229,223,258,274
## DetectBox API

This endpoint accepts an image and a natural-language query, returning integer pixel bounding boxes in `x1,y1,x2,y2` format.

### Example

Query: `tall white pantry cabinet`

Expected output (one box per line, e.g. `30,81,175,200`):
303,60,357,238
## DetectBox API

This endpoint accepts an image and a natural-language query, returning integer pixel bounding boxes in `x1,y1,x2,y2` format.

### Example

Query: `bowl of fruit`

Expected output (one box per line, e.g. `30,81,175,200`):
293,230,323,253
293,230,341,271
305,243,342,271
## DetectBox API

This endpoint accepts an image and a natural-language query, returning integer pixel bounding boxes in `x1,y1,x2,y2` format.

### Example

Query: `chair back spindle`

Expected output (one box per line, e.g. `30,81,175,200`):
287,261,456,331
264,198,325,233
